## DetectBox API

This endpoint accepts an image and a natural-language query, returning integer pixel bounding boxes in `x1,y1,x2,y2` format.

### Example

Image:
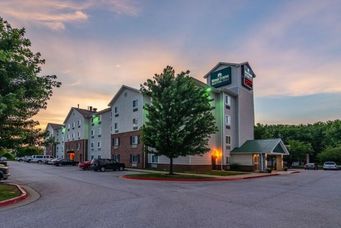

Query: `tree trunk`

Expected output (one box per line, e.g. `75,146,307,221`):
169,157,174,175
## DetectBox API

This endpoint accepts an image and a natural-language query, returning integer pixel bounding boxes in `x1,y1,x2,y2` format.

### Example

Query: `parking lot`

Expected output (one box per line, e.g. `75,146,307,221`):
1,161,341,228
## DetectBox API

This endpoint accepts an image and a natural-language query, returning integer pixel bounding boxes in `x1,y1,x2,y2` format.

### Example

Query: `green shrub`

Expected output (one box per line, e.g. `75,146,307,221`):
230,163,241,171
317,146,341,164
16,146,43,157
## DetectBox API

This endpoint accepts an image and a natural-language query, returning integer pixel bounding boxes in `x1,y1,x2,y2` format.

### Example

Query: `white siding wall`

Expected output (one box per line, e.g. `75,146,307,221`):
88,110,111,159
111,89,144,134
230,154,253,166
64,109,88,142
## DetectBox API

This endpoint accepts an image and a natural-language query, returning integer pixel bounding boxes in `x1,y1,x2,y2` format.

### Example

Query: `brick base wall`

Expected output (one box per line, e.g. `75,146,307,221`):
64,139,87,162
112,130,145,169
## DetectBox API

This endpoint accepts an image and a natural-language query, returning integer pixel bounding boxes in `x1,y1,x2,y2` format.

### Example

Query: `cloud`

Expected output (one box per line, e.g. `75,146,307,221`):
228,0,341,97
0,0,139,30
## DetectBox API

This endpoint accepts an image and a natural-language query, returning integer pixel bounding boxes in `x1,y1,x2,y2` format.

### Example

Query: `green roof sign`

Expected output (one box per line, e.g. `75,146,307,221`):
210,67,232,88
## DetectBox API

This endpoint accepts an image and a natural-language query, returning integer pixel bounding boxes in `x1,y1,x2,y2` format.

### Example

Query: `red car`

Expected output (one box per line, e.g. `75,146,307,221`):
79,160,91,170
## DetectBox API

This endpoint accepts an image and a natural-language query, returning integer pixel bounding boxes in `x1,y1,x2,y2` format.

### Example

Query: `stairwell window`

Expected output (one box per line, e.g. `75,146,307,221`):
226,135,231,145
133,118,138,130
114,106,119,117
97,141,101,148
133,99,138,112
225,115,231,128
114,122,118,133
225,95,231,109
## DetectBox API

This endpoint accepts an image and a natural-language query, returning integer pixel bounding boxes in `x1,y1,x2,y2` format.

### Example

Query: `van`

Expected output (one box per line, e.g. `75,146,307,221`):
29,155,53,163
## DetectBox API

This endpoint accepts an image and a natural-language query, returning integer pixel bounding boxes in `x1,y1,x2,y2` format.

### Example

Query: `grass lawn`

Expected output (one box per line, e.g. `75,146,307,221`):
0,184,21,201
125,173,217,179
183,170,248,176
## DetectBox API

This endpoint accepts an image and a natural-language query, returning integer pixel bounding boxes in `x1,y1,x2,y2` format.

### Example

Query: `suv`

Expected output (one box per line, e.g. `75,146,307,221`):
304,163,318,170
29,155,53,163
0,164,9,180
91,159,125,172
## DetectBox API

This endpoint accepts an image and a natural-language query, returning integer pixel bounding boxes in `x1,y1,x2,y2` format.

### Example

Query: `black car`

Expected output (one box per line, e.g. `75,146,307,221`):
0,164,9,180
91,159,125,172
53,159,78,166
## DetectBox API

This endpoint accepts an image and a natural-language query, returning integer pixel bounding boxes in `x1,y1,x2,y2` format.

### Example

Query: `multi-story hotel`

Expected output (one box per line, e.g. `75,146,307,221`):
45,62,288,171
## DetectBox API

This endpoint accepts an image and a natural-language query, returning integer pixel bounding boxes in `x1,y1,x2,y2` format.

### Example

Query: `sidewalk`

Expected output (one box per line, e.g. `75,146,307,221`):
126,168,300,180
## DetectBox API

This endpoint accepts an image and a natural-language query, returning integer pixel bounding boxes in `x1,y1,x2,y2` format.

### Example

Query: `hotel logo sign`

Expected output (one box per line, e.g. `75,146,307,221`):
210,67,232,88
242,65,254,90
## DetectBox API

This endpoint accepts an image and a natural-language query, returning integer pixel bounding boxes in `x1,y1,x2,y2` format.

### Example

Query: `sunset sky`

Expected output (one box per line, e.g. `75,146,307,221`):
1,0,340,129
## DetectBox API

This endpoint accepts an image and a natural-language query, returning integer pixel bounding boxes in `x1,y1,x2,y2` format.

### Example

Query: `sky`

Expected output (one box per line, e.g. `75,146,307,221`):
1,0,340,129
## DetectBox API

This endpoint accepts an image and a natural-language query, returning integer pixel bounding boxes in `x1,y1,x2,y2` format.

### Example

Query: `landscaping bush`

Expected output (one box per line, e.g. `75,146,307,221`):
229,163,241,171
16,146,43,157
317,146,341,164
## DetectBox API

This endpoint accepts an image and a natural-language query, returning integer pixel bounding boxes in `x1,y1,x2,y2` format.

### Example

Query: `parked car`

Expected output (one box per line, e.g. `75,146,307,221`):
0,159,7,167
29,155,53,163
44,157,55,164
79,160,92,170
323,161,338,170
91,159,125,172
24,156,32,162
0,164,9,180
304,163,318,170
47,158,62,165
54,159,78,166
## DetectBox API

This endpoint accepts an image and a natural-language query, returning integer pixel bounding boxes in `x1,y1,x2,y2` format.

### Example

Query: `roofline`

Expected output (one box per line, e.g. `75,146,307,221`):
63,107,95,124
203,61,256,79
96,108,111,114
108,85,141,107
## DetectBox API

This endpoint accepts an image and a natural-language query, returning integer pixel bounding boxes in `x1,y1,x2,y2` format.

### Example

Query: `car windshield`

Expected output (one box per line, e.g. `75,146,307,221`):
325,162,336,165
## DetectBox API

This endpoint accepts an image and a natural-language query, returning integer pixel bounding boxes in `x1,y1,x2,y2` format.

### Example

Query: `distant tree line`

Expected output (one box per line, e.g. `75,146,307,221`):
255,120,341,164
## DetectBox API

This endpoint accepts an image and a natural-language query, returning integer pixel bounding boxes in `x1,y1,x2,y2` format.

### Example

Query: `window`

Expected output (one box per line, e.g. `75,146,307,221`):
133,99,138,111
131,135,139,145
114,106,118,114
77,131,80,138
225,95,231,107
97,141,101,148
77,143,80,150
68,123,71,129
91,129,94,136
226,135,231,145
72,122,75,128
130,154,140,163
114,123,118,132
225,115,231,126
112,154,120,162
72,132,74,139
77,119,81,127
151,154,158,163
91,142,94,148
133,118,138,130
113,137,120,146
98,127,102,136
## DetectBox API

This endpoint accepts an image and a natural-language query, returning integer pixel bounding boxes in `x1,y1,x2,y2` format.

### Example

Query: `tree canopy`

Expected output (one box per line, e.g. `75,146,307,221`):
141,66,217,174
255,120,341,164
0,18,61,149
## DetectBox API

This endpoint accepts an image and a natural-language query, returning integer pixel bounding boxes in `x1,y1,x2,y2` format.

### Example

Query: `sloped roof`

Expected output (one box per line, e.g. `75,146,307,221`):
231,139,289,155
63,107,96,124
96,108,111,114
108,85,141,106
45,123,64,132
203,62,256,79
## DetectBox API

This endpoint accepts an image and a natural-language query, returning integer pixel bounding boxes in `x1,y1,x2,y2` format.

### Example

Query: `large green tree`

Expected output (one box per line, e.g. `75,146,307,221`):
141,66,217,174
0,18,61,149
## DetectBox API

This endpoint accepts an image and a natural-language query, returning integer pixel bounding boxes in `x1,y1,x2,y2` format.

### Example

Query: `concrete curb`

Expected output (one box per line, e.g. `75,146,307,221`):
121,173,279,182
0,184,28,207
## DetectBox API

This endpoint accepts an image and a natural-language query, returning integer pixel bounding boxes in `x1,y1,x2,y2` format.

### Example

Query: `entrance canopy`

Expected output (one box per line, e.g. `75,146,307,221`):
231,139,289,155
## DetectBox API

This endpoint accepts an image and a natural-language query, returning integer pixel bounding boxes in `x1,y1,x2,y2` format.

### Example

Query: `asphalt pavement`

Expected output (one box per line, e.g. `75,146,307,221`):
1,161,340,228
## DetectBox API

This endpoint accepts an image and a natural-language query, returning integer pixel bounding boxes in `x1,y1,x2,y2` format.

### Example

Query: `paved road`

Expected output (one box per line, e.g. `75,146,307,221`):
1,162,341,228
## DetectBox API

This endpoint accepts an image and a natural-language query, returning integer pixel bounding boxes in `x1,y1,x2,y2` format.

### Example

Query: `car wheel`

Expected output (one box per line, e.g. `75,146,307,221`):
37,160,42,164
100,167,105,172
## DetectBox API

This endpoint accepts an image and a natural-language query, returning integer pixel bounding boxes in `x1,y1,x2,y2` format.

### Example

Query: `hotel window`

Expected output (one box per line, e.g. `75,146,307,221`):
225,95,231,108
98,127,102,137
114,106,118,117
131,135,139,145
114,122,118,133
130,154,140,163
91,129,94,138
72,122,75,128
97,141,101,148
77,131,80,138
112,154,120,162
113,137,120,147
151,154,158,163
77,119,81,127
68,123,71,129
225,115,231,127
226,135,231,145
133,99,138,111
133,118,138,129
91,142,94,148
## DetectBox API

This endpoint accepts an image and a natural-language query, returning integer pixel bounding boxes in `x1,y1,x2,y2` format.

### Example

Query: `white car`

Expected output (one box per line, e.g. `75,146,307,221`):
323,161,338,170
29,155,53,164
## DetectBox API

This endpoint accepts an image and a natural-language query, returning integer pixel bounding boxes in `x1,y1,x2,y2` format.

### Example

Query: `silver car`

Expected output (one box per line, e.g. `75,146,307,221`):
323,161,338,170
